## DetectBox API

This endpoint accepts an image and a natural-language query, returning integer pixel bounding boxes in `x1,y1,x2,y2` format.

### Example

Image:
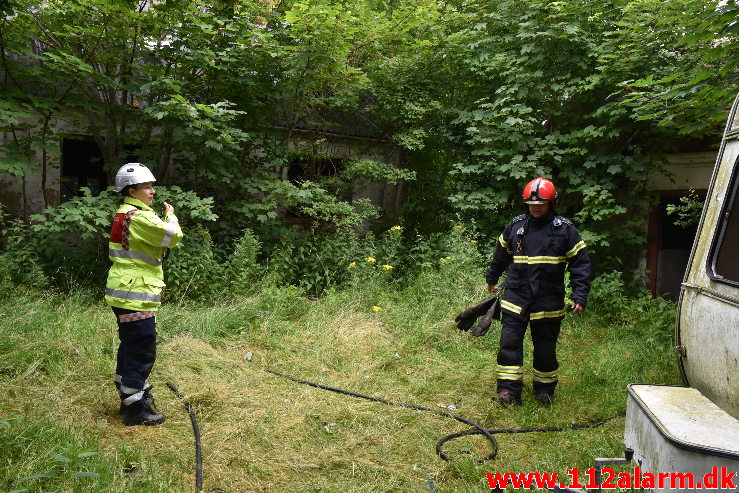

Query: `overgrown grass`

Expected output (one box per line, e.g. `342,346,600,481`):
0,269,680,492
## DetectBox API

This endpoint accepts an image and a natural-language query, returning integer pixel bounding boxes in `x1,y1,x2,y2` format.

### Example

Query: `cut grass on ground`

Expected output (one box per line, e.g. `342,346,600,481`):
0,286,680,492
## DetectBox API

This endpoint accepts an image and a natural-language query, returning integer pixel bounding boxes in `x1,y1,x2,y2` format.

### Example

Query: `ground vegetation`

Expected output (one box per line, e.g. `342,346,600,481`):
0,227,679,492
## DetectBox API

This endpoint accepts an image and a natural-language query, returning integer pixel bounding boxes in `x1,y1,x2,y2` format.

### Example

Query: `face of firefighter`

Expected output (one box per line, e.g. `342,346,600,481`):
527,201,550,218
128,182,156,206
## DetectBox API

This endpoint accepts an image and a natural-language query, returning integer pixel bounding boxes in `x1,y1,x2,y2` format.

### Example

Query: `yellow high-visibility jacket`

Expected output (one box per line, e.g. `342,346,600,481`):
105,197,183,311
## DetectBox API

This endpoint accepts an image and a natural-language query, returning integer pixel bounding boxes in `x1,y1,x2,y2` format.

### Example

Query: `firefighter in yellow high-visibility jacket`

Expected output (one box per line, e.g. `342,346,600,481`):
106,163,183,426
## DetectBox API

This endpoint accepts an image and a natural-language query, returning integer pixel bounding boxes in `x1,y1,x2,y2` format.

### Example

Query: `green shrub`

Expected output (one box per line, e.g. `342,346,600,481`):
588,270,676,344
164,226,222,301
0,186,218,291
266,228,362,296
227,228,264,295
588,270,643,319
0,217,48,290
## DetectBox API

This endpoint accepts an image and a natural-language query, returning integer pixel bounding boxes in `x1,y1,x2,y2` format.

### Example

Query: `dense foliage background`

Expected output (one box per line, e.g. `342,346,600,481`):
1,0,737,292
0,2,725,490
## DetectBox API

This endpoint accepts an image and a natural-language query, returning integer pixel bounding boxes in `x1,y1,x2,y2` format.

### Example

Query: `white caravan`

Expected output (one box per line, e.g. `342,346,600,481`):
620,93,739,491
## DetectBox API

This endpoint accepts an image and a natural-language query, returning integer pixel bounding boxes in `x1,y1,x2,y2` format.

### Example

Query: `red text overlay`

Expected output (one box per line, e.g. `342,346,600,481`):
486,466,737,490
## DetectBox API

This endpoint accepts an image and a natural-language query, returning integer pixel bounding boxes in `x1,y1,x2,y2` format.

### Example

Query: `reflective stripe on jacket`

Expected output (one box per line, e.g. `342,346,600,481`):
485,212,592,320
105,197,183,311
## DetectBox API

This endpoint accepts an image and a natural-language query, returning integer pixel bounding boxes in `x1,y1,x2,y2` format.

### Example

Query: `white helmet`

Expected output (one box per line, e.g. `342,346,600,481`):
114,163,156,192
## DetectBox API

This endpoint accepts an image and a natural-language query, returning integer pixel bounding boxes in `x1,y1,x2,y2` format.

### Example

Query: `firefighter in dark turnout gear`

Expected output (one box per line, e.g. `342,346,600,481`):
485,177,592,405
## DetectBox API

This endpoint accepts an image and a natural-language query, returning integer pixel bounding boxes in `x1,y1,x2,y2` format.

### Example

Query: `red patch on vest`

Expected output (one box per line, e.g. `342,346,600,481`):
110,214,125,244
110,210,136,247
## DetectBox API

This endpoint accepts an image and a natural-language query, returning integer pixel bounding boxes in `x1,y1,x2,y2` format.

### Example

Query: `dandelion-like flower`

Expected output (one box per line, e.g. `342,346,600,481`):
347,262,357,269
381,264,394,270
471,240,477,244
365,256,377,263
390,225,403,231
372,306,383,312
455,225,462,229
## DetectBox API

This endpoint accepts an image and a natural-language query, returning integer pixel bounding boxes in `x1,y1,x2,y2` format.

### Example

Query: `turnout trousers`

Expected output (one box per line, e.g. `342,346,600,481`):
113,307,157,405
496,312,561,396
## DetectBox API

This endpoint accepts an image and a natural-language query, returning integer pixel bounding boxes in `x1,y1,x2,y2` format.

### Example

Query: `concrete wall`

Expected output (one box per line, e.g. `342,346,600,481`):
647,152,717,191
278,128,404,214
0,130,61,218
0,126,403,220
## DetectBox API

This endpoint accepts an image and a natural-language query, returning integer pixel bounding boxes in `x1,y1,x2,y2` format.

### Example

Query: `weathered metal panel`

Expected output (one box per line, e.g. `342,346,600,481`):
678,286,739,417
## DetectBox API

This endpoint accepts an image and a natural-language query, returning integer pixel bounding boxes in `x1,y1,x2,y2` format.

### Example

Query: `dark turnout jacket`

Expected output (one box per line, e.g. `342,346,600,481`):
485,211,592,320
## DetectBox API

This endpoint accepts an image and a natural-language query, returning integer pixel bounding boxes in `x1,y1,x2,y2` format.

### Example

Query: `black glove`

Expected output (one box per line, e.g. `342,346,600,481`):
471,297,500,337
455,297,498,331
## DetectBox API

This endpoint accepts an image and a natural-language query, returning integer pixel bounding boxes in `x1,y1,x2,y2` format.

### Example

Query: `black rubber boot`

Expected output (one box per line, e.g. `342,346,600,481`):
536,393,554,405
119,386,156,415
123,399,165,426
496,391,522,406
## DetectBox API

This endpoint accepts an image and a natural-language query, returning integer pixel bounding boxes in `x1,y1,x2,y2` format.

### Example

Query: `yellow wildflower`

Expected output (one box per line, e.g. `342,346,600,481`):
471,240,477,244
390,225,403,231
455,225,463,229
347,262,357,269
372,306,383,312
381,264,394,270
365,257,377,263
441,256,453,262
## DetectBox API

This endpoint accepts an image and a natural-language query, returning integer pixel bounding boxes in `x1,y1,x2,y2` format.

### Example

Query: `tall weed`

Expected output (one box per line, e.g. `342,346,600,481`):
588,270,676,344
401,224,485,301
0,217,48,290
226,228,264,295
164,226,222,301
266,228,362,296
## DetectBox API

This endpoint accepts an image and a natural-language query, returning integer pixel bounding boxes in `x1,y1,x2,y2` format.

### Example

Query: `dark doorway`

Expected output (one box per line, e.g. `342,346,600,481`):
287,155,344,183
284,155,347,229
647,191,706,300
60,137,106,201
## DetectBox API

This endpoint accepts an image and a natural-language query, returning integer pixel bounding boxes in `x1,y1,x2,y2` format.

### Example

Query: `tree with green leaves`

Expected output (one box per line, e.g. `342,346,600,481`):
364,0,736,269
2,0,737,280
623,0,739,136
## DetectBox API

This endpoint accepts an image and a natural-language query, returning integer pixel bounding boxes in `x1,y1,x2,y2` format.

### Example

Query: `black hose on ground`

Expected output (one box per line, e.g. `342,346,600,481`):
426,476,439,493
435,413,626,458
254,365,625,463
156,359,623,492
259,367,500,461
165,381,204,493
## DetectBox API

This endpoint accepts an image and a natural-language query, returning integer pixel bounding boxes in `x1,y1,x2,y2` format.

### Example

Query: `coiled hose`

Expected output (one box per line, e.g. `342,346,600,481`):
253,365,625,463
162,364,624,493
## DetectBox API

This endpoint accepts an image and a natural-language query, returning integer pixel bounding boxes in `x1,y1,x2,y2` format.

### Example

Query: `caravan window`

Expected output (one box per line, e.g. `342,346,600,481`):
709,154,739,285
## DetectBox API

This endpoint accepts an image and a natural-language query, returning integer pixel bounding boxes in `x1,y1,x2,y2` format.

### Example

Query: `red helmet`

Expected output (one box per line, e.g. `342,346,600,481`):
523,177,557,205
